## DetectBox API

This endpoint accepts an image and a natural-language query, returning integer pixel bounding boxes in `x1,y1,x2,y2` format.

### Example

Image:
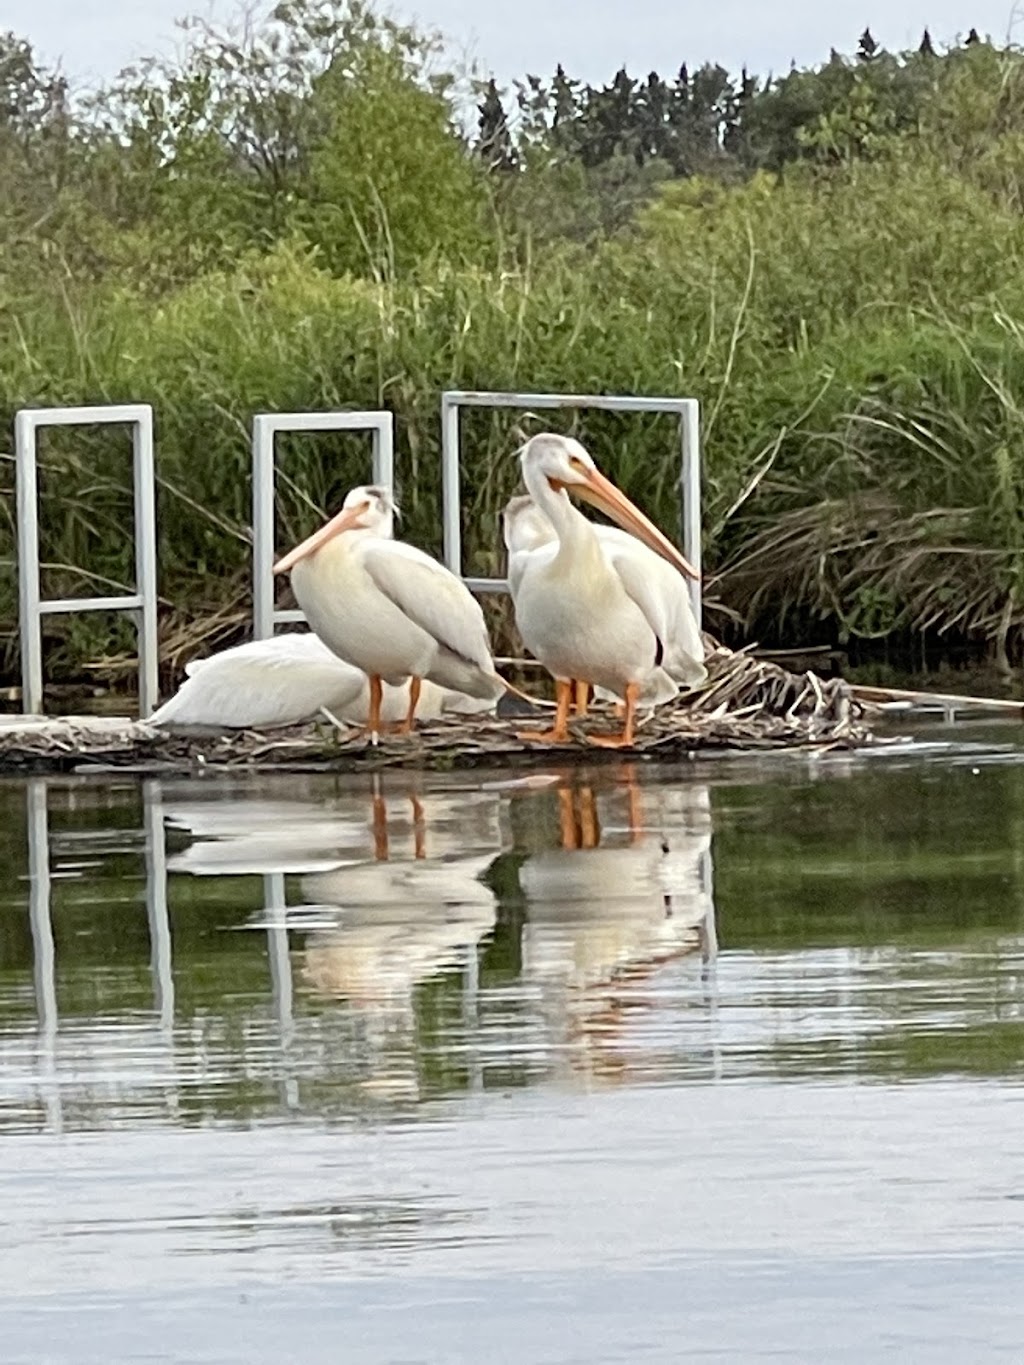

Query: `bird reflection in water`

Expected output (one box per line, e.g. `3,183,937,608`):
160,777,505,1106
160,768,716,1100
298,781,503,1096
519,768,715,1084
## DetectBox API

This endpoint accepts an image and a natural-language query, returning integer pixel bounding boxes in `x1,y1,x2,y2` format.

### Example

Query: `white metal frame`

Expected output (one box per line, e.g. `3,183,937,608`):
16,404,159,717
440,390,703,627
251,411,394,639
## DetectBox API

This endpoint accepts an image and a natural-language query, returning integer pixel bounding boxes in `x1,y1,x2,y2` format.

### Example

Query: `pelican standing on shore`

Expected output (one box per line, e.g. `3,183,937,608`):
503,493,706,714
273,484,506,737
511,434,700,747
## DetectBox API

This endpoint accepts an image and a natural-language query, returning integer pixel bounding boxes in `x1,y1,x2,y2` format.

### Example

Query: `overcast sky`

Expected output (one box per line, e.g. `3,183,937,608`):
5,0,1023,91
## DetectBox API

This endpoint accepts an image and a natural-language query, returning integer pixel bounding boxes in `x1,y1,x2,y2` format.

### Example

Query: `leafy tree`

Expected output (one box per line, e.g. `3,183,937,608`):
300,46,490,276
88,0,449,277
0,34,77,255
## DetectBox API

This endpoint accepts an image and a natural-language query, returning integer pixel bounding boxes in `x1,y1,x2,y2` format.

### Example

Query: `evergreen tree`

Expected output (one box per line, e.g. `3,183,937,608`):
476,78,516,171
724,65,758,161
635,70,670,165
857,28,879,61
551,64,579,131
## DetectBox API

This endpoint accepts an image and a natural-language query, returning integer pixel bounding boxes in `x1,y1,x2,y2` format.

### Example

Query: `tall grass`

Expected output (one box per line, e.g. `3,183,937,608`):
5,153,1024,683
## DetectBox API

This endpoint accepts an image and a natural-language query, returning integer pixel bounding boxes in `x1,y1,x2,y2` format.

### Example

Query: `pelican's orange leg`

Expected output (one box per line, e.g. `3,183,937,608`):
588,681,640,749
397,676,422,736
573,680,590,717
519,678,573,743
353,674,406,739
367,674,384,740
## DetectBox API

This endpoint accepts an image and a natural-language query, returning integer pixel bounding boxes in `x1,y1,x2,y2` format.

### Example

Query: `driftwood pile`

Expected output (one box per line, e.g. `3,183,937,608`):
0,643,876,775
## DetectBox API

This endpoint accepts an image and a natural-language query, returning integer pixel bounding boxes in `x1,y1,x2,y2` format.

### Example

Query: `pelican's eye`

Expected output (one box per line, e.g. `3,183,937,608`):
568,455,586,471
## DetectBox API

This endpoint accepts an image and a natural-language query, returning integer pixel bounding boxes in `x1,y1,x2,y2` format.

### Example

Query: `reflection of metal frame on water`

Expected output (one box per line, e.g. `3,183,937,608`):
24,779,303,1123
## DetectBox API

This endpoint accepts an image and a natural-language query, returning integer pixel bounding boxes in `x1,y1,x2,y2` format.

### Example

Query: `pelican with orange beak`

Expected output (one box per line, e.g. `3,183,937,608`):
273,484,505,738
513,434,700,747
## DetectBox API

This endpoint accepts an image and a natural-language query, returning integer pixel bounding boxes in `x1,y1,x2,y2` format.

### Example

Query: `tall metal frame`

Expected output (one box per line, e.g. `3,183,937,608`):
251,410,395,639
16,404,159,716
440,390,702,627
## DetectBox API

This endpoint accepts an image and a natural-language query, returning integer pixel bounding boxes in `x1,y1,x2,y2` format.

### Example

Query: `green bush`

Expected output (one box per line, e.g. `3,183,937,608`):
6,11,1024,687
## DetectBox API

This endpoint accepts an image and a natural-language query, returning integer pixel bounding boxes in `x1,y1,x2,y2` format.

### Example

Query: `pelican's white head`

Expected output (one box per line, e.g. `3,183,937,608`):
346,485,396,537
519,433,598,494
501,494,555,556
517,433,700,582
273,484,396,575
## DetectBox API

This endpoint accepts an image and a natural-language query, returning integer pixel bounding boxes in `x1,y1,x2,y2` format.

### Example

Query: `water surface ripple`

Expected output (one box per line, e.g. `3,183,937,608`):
2,724,1024,1361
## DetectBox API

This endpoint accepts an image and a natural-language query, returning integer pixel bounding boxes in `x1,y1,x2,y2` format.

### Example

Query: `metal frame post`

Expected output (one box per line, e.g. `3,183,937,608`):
15,404,159,716
251,411,395,639
439,391,702,629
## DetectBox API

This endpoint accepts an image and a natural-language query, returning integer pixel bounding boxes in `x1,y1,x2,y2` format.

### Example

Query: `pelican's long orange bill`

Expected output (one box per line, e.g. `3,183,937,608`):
572,468,700,581
273,502,369,575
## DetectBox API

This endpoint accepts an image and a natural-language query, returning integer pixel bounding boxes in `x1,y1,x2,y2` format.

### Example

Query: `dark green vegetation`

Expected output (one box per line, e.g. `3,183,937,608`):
2,5,1024,687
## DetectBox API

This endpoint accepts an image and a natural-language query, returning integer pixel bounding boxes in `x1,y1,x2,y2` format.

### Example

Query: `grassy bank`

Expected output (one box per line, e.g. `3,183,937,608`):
3,10,1024,689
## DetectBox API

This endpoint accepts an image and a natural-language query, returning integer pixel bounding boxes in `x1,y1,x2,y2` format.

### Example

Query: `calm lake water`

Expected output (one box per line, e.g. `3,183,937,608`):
3,722,1024,1362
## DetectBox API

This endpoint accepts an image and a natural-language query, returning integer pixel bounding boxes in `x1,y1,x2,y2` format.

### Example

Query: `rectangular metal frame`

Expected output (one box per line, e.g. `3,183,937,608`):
16,404,159,717
252,411,394,639
440,390,702,627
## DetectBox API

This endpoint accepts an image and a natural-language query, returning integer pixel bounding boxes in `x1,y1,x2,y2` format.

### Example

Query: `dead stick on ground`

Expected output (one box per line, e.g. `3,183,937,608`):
850,684,1024,715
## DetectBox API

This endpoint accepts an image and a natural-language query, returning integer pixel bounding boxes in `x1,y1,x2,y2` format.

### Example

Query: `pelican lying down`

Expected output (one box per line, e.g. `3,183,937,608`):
149,632,494,731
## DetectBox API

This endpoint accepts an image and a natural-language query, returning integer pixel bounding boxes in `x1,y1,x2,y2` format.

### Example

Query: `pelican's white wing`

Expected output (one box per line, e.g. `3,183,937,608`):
151,634,365,729
602,535,706,689
602,542,672,654
508,540,557,599
360,540,496,673
436,686,497,716
183,633,340,678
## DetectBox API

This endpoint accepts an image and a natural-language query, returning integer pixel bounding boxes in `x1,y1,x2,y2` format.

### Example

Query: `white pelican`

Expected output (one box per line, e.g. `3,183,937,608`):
503,493,706,715
149,632,495,731
273,484,506,737
510,434,701,747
